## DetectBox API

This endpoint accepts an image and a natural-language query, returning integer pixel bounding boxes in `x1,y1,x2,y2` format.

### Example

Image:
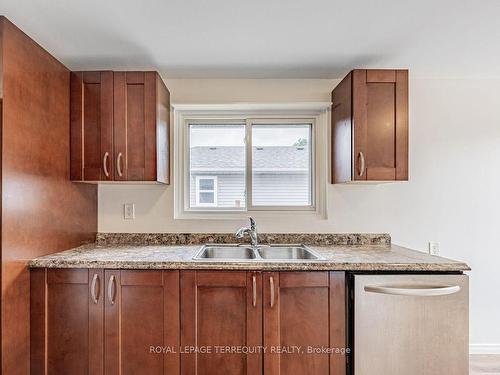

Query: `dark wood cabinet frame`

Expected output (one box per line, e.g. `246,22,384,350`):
31,269,346,375
332,69,409,183
71,71,170,183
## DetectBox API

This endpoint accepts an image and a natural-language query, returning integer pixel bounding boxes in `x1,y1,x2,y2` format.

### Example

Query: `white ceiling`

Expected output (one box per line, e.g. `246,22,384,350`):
2,0,500,78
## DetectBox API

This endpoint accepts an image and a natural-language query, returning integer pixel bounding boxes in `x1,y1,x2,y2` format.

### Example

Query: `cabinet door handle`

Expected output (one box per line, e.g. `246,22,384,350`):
107,275,116,305
91,273,99,304
269,276,275,308
364,285,461,297
117,152,123,177
358,151,366,177
103,152,110,178
252,275,257,307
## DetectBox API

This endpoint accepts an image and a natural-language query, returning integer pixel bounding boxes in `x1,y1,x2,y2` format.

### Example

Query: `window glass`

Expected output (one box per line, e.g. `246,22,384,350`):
189,124,246,208
199,192,214,204
199,178,214,191
251,124,312,207
187,121,314,211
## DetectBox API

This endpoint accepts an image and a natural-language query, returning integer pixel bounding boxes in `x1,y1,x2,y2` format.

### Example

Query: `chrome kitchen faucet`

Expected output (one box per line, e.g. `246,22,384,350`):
235,217,258,247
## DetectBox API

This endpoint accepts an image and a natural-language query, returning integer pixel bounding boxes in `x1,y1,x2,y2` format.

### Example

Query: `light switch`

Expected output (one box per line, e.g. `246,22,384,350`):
124,203,135,220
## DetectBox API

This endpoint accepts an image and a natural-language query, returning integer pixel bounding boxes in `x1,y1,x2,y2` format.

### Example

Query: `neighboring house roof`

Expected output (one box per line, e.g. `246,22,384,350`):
190,146,309,172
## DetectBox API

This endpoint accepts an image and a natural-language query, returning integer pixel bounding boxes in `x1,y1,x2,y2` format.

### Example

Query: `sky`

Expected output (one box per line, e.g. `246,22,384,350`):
189,124,311,147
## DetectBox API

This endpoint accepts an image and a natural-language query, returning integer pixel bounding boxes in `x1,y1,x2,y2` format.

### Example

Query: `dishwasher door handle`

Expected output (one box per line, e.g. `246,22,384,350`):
364,284,460,297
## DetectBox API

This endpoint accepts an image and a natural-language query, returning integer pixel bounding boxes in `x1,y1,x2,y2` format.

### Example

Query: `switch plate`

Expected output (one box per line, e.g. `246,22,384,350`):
428,241,440,256
124,203,135,220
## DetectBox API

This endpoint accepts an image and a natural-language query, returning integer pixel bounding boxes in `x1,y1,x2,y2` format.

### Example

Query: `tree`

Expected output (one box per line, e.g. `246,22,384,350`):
293,138,308,147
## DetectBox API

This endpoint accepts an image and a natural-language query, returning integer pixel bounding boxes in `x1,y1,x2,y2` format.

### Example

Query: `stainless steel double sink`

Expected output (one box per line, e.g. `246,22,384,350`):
193,244,323,261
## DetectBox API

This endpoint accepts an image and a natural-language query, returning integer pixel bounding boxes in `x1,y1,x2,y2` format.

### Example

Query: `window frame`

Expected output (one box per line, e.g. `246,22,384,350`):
194,176,218,207
173,103,330,220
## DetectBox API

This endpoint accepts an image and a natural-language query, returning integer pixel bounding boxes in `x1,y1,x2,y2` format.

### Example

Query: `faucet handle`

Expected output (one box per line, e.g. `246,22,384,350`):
235,227,246,238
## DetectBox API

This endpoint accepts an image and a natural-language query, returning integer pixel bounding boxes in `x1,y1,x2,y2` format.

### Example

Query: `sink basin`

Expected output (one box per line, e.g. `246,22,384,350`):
257,246,320,260
195,246,256,260
193,244,322,261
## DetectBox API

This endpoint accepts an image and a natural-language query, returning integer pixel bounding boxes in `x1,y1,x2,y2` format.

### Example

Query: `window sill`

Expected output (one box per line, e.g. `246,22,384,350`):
174,208,326,221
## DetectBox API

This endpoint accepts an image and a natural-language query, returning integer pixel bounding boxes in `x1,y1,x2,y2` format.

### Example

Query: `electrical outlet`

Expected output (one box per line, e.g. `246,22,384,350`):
124,203,135,220
428,242,440,256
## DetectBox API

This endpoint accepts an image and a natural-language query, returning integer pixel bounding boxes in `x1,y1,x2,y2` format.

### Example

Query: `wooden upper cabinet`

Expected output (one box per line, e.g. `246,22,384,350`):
113,72,170,182
71,71,170,183
263,272,346,375
70,71,114,181
331,69,408,183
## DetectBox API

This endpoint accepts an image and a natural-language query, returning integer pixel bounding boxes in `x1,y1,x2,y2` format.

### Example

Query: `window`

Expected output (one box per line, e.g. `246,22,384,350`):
187,119,314,211
189,124,246,209
251,122,312,207
195,176,218,207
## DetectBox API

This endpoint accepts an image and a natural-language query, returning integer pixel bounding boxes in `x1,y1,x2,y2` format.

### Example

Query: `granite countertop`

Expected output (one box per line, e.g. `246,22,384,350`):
28,241,470,272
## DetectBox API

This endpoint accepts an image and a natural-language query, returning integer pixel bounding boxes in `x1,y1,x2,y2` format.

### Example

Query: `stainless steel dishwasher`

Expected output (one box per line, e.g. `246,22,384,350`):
353,274,468,375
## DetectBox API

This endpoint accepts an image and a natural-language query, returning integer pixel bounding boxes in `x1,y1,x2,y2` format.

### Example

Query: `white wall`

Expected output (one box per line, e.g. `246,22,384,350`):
98,78,500,348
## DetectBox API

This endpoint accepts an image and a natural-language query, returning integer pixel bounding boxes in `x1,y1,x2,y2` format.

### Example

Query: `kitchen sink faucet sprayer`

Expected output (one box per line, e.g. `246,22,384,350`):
235,217,258,247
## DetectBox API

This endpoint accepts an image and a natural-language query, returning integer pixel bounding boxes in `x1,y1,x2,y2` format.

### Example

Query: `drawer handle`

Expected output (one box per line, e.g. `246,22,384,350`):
358,151,365,177
117,152,123,177
108,275,116,305
364,285,460,297
103,152,110,178
252,275,257,307
91,273,100,304
269,276,275,308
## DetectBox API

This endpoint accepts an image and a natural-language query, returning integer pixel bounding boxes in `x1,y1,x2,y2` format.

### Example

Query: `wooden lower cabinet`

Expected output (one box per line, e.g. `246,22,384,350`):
180,270,346,375
263,272,346,375
104,270,180,375
180,271,263,375
31,268,103,375
31,269,345,375
30,269,179,375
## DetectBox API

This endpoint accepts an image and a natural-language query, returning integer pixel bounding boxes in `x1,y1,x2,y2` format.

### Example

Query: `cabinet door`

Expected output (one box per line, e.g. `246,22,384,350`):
30,268,104,375
181,271,262,375
113,71,158,181
104,270,180,375
263,272,346,375
352,69,408,181
70,71,114,181
331,73,353,184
